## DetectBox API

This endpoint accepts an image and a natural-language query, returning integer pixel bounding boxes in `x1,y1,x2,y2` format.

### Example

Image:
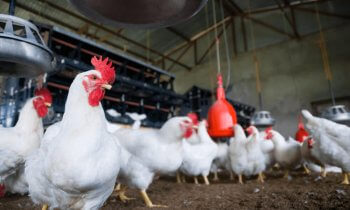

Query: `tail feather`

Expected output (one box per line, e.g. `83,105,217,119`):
301,110,313,121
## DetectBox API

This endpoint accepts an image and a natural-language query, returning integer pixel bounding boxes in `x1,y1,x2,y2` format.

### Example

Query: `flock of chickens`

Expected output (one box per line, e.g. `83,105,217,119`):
0,56,349,210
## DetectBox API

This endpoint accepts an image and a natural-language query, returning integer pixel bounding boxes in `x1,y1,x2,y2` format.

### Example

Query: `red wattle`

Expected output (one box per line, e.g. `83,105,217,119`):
33,98,48,118
88,88,105,107
183,127,194,139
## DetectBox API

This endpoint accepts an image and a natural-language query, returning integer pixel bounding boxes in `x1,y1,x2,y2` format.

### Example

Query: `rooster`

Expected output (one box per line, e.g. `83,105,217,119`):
266,129,302,178
25,56,122,209
180,120,218,185
113,115,195,207
0,88,52,195
302,110,350,185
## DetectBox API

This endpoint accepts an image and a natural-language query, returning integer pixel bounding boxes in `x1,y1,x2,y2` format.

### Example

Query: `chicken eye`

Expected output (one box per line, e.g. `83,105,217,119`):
91,75,98,80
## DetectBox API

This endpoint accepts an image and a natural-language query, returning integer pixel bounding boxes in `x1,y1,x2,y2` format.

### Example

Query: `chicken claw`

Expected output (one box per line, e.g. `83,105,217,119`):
203,175,210,185
257,172,265,184
140,190,168,208
194,177,199,185
238,174,244,184
321,167,327,178
42,204,48,210
112,184,135,203
176,172,182,184
212,172,219,181
341,172,349,185
303,164,311,175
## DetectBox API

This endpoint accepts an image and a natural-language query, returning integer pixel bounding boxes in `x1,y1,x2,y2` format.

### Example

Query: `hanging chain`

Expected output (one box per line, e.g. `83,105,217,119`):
212,0,221,75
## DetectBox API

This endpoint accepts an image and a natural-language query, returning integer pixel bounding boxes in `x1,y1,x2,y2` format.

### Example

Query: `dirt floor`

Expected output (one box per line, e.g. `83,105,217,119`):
1,171,350,210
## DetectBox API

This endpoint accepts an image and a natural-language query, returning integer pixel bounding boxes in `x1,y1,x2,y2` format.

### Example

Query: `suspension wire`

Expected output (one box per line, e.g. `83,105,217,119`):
314,2,335,105
205,3,215,72
147,30,150,64
247,0,263,110
211,0,221,75
219,0,232,90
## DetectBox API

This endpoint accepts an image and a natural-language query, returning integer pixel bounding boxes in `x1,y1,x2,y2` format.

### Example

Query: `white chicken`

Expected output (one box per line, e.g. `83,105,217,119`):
299,136,325,176
113,115,195,207
228,124,248,184
125,112,147,130
244,126,266,183
266,129,302,178
25,56,122,210
258,127,276,170
210,140,231,181
180,120,218,185
0,88,52,195
302,109,350,184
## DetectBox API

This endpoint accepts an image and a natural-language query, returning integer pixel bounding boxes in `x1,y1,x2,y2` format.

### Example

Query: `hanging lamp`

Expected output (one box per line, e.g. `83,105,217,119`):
0,0,55,77
207,0,237,138
313,2,350,124
69,0,208,29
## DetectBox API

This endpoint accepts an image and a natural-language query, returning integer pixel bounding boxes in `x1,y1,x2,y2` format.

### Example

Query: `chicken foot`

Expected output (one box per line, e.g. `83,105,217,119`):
303,164,311,175
176,172,182,184
202,175,210,185
238,174,244,184
257,172,265,184
212,172,219,181
341,172,349,185
229,171,234,180
112,184,135,203
320,167,327,178
283,170,289,179
42,204,48,210
140,189,168,208
194,177,199,185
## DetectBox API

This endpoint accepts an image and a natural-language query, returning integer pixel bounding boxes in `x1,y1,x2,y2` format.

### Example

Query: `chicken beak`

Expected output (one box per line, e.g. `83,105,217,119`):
101,84,112,90
45,102,52,107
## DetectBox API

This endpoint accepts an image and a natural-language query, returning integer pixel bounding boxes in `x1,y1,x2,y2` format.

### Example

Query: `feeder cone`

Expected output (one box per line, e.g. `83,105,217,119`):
207,74,237,138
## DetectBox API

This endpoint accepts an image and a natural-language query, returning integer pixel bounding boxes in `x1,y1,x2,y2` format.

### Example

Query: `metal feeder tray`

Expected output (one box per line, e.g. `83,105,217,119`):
251,110,276,128
69,0,208,29
321,105,350,123
0,14,55,77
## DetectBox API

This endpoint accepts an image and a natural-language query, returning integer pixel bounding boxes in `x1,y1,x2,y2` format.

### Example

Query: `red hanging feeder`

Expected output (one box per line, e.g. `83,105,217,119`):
207,74,237,138
295,115,309,143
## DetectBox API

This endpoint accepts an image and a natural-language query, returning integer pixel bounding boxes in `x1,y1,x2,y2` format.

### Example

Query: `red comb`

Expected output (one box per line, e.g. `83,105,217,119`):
35,87,52,104
91,56,116,84
265,126,273,134
187,112,199,125
298,114,305,129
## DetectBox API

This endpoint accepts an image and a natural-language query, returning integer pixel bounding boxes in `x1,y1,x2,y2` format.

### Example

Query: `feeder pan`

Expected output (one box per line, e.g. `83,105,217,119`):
0,14,55,77
321,105,350,124
69,0,208,29
251,110,275,128
207,74,237,138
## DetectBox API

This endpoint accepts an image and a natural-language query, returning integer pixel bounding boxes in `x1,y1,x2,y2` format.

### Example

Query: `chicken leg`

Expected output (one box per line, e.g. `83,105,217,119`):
212,172,219,181
257,172,264,184
181,175,186,183
321,167,327,178
42,204,48,210
238,174,244,184
229,171,234,181
176,172,182,184
303,164,311,175
341,172,349,185
202,175,210,185
283,170,289,179
140,189,167,208
194,177,199,185
112,184,135,203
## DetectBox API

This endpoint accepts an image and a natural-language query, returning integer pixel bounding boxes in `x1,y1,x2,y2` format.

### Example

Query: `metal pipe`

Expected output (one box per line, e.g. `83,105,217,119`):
327,79,336,106
8,0,15,15
258,92,263,110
